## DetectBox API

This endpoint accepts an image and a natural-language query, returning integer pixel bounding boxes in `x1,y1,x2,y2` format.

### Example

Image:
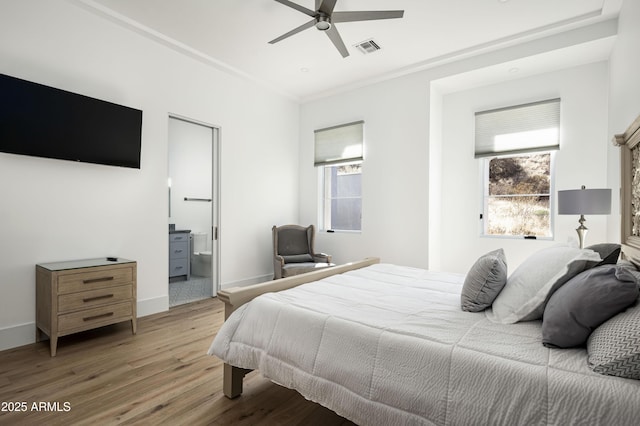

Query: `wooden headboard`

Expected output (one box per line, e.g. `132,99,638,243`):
613,114,640,263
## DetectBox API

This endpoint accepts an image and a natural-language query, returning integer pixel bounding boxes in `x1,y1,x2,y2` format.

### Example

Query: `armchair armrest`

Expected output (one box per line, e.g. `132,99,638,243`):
273,255,285,279
313,253,332,264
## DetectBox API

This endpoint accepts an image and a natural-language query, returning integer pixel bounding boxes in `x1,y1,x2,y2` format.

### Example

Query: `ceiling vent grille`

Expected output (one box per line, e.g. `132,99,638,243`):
355,39,381,55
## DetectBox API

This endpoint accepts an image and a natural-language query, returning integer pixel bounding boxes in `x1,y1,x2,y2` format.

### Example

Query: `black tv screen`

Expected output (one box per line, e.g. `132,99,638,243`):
0,73,142,168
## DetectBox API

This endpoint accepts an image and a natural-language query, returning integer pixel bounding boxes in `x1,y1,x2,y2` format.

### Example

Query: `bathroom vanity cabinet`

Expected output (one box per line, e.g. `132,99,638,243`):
169,230,190,279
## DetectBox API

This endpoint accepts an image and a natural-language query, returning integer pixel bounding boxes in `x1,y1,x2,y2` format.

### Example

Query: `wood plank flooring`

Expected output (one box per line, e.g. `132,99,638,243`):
0,298,355,425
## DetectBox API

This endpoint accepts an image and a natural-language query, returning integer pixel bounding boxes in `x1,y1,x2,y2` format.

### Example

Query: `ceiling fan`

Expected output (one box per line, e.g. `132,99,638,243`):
269,0,404,58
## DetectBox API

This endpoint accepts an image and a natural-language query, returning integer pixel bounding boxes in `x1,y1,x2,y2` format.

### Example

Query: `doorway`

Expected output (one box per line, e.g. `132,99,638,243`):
168,115,220,307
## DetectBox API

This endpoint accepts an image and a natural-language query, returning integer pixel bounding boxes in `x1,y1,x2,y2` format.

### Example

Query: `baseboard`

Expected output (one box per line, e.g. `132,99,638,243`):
137,295,169,317
0,296,169,352
0,279,273,352
0,322,35,352
221,273,273,289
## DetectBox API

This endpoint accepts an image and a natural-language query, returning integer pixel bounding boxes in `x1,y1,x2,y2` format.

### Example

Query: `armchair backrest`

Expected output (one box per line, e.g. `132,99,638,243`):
272,224,315,259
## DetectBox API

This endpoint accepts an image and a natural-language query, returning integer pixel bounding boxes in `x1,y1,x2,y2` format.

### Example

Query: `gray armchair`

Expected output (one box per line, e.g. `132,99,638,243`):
272,224,333,279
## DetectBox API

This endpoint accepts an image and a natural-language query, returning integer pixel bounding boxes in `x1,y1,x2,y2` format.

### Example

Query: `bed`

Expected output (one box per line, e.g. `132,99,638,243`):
209,115,640,425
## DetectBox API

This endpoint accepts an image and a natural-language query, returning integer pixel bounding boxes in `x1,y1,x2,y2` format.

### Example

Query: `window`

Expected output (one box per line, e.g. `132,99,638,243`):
483,152,553,237
475,99,560,238
315,121,364,231
322,162,362,231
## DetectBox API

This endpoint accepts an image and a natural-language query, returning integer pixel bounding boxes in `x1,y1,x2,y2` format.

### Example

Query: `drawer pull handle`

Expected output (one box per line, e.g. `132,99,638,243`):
174,249,183,253
83,276,115,284
83,312,114,322
83,294,114,303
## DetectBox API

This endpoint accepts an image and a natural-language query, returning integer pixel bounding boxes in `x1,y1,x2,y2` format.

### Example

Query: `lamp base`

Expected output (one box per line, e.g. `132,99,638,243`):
576,214,588,249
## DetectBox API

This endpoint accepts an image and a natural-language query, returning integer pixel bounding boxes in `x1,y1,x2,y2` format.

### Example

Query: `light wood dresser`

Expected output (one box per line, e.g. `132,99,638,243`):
36,258,137,356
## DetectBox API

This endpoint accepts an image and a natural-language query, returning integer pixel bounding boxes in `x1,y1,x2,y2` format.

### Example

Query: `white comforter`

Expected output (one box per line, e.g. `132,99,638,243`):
209,263,640,426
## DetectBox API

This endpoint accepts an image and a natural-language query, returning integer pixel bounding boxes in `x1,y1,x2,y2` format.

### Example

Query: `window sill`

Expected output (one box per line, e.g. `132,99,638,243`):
323,229,361,234
480,234,553,241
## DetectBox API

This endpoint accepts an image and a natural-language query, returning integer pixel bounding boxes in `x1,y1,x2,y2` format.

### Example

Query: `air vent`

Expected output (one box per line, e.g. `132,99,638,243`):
355,39,381,55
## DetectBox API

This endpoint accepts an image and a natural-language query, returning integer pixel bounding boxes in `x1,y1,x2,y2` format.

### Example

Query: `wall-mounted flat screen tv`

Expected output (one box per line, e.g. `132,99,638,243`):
0,73,142,168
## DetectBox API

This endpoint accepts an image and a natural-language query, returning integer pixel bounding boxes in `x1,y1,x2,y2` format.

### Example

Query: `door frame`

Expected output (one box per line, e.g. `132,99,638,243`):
168,113,221,295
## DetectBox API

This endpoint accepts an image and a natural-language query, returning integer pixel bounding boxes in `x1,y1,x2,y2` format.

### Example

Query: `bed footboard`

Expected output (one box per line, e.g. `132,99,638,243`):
218,256,380,398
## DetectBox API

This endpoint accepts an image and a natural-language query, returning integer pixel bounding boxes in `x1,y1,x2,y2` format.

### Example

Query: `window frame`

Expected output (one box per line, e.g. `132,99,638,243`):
314,120,365,233
318,160,363,233
480,151,556,240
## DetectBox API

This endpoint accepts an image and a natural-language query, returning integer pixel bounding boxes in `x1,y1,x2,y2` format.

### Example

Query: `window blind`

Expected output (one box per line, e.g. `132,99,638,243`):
475,98,560,158
314,120,364,166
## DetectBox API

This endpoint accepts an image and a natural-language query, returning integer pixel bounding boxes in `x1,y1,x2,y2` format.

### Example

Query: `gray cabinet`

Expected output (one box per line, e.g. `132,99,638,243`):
169,231,190,279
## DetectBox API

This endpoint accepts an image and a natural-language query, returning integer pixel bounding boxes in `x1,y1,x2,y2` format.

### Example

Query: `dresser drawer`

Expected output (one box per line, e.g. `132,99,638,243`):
58,301,133,334
169,258,189,277
58,267,133,294
58,284,133,313
170,240,189,259
169,233,189,243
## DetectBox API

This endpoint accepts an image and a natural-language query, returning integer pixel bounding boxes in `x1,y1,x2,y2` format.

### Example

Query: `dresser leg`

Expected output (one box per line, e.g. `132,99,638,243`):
50,336,58,357
131,318,137,335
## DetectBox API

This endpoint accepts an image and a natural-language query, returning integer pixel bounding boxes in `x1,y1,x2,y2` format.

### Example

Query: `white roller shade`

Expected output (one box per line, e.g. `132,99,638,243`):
314,121,364,166
475,98,560,158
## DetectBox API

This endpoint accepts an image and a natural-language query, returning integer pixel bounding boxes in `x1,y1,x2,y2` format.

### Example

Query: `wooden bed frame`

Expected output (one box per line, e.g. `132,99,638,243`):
217,256,380,398
614,113,640,263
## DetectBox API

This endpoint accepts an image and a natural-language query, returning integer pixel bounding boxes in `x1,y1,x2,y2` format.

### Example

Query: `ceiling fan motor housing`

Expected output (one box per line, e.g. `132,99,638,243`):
316,14,331,31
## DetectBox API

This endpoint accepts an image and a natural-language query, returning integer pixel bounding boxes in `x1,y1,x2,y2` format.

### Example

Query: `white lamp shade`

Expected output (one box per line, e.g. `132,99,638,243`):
557,188,611,215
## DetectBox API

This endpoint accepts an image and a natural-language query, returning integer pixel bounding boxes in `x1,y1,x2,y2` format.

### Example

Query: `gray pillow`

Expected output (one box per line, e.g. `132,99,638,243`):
542,265,639,348
588,302,640,380
282,254,314,263
461,249,507,312
585,243,621,266
617,259,640,284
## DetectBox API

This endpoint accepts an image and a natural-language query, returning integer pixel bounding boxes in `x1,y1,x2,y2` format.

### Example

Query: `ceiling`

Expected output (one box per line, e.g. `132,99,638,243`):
79,0,622,101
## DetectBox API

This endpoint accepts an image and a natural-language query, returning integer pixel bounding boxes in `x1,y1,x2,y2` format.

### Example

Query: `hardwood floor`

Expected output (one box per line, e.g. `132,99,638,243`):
0,298,355,425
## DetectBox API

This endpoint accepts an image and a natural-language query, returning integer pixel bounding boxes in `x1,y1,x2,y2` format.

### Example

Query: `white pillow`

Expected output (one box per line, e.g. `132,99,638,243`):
486,245,601,324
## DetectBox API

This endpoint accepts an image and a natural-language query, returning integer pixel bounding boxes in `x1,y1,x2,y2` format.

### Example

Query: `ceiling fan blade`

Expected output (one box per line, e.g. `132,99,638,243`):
325,25,349,58
274,0,316,17
269,18,316,44
332,10,404,23
318,0,338,15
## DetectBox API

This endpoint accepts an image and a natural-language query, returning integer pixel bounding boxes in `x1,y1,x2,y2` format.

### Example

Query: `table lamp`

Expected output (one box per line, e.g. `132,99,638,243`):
557,185,611,249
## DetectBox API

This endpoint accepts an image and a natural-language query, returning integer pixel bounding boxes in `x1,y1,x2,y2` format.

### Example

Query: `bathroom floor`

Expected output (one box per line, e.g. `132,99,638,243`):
169,275,214,307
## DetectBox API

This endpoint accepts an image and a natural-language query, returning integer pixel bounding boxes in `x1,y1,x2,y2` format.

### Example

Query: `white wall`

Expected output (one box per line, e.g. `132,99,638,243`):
299,21,617,270
438,62,610,274
299,73,431,268
607,0,640,242
0,0,299,350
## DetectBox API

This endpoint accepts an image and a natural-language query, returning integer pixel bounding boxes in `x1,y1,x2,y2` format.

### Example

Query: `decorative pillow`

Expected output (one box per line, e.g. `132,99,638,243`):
542,265,639,348
461,249,507,312
586,243,621,266
588,301,640,380
486,245,601,324
617,259,640,284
